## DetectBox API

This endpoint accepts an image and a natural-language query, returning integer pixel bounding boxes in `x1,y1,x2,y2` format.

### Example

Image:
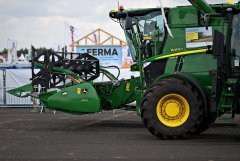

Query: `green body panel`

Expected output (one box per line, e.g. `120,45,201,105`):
148,6,227,98
160,27,225,56
169,7,198,28
39,83,101,114
94,76,141,110
39,76,140,113
156,6,226,103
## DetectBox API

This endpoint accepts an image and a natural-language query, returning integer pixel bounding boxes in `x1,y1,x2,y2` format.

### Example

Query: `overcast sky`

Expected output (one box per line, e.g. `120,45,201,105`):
0,0,231,50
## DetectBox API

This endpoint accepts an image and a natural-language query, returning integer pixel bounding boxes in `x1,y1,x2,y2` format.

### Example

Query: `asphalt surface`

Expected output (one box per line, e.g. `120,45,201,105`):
0,108,240,161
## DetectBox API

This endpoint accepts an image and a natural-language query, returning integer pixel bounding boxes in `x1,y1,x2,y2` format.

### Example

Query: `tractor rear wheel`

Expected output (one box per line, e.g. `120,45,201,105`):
141,78,204,139
194,116,216,134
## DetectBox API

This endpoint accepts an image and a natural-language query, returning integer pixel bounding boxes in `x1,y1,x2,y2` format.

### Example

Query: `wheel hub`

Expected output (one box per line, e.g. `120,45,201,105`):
164,102,180,117
156,94,190,127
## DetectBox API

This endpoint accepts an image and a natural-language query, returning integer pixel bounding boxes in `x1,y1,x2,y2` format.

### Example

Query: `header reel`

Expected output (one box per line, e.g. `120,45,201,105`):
31,46,100,90
66,53,100,82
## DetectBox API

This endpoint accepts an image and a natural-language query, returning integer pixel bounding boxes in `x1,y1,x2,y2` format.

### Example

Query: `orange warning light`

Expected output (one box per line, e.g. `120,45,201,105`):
119,5,124,12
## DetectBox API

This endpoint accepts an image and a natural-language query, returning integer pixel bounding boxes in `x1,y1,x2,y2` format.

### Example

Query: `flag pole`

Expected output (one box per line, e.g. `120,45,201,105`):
64,21,67,53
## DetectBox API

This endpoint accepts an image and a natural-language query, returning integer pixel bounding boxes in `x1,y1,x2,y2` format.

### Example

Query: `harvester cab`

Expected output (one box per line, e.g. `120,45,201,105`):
110,7,165,61
110,0,240,139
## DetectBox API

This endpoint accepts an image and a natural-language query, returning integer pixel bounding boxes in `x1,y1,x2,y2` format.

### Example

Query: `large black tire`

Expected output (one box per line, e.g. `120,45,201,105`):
193,116,216,134
141,78,205,139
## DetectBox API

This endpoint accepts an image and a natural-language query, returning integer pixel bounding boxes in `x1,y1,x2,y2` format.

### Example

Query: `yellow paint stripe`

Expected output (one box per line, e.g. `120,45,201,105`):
155,49,207,60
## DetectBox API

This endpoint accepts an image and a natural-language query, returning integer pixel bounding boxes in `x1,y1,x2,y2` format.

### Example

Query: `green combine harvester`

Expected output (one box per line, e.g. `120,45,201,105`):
9,0,240,139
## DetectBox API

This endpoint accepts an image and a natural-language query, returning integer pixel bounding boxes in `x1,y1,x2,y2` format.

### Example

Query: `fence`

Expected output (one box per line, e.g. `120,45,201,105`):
0,68,41,108
0,87,37,107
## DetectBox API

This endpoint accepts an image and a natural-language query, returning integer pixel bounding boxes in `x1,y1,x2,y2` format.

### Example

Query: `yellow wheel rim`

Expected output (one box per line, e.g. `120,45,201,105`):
156,94,190,127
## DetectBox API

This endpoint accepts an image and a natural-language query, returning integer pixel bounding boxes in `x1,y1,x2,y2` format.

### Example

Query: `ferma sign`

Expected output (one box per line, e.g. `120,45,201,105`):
73,28,128,67
77,46,122,67
85,48,118,56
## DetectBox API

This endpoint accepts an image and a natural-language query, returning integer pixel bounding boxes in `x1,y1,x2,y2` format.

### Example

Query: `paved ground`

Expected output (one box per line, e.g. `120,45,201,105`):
0,108,240,161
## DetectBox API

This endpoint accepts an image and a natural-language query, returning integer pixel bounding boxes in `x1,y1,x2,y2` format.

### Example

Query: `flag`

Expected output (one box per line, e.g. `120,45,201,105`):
65,22,77,52
7,39,18,64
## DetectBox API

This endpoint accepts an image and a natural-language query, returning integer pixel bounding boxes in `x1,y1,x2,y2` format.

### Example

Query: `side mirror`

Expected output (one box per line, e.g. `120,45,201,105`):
125,16,133,30
212,30,224,57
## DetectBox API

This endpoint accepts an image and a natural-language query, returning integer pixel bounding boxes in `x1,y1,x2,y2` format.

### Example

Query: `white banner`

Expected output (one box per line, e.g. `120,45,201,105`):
0,69,37,105
7,39,18,64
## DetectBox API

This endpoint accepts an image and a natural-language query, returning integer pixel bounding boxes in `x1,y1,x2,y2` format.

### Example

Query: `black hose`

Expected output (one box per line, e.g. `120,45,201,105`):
101,65,120,78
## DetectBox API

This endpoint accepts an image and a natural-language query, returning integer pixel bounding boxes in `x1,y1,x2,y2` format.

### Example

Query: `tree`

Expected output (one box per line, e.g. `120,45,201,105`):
35,47,48,55
0,48,8,55
0,47,52,57
17,48,28,57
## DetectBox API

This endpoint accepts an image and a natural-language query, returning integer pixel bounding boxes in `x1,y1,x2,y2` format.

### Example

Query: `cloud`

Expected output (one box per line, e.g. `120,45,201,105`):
0,0,236,50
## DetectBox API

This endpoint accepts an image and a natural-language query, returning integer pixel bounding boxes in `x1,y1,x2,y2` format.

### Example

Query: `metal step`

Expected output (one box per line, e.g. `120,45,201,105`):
224,78,237,85
223,93,234,97
220,104,232,109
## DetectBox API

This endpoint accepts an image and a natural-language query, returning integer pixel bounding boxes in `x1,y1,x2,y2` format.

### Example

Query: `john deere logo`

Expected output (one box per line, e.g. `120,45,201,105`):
83,88,88,94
